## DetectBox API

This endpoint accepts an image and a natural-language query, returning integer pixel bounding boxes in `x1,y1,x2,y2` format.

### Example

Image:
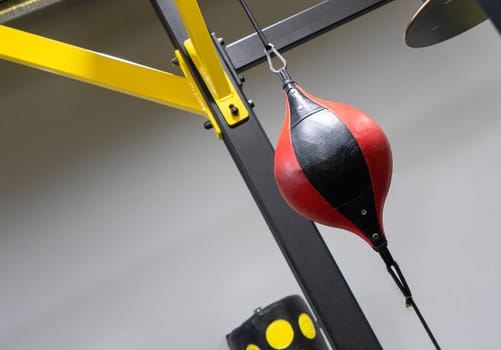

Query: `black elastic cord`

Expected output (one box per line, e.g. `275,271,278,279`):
379,247,442,350
387,261,412,307
237,0,272,49
410,299,442,350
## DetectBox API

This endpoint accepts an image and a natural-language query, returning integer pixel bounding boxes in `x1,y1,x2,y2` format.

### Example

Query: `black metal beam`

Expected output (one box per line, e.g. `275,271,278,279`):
149,1,386,349
478,0,501,35
225,0,392,72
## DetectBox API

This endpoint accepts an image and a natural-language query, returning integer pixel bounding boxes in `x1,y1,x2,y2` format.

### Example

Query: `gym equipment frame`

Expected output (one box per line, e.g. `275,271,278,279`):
478,0,501,34
0,0,393,349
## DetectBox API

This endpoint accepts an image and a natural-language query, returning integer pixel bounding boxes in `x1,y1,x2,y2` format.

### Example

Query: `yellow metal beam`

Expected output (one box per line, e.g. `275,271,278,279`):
0,24,206,116
175,0,249,126
175,50,222,138
174,0,230,99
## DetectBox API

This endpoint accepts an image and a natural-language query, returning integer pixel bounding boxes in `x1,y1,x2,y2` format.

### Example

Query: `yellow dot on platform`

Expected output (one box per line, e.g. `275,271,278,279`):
265,319,294,349
298,313,316,339
246,344,260,350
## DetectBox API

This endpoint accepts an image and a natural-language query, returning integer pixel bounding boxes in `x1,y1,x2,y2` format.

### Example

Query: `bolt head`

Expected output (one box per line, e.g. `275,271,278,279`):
203,120,213,130
230,105,239,116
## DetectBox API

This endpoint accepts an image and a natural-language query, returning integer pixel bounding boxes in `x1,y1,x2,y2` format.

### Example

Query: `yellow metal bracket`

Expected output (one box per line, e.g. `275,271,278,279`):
175,0,249,127
175,50,222,138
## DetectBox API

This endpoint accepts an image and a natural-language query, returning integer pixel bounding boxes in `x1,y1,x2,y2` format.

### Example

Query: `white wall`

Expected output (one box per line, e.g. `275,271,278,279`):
1,1,501,349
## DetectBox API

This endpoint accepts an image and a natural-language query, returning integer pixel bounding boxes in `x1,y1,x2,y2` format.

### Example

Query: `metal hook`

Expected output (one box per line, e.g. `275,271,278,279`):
264,43,287,74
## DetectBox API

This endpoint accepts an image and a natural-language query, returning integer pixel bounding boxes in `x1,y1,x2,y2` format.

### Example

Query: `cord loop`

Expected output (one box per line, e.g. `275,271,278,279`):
264,43,287,74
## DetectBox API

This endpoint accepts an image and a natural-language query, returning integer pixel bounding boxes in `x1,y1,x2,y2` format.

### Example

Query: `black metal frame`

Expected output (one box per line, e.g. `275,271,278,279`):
478,0,501,34
225,0,392,72
149,1,391,349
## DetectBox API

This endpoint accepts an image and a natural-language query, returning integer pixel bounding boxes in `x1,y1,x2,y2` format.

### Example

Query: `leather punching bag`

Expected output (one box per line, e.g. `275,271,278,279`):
274,77,392,251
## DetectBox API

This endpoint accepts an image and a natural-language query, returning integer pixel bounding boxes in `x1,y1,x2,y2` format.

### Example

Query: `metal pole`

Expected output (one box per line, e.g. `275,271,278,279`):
478,0,501,34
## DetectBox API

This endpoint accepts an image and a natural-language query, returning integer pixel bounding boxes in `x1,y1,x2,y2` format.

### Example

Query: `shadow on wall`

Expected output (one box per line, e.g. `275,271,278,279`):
0,58,214,215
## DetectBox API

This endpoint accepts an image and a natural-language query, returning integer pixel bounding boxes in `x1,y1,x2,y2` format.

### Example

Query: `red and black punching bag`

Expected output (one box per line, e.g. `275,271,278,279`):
274,75,392,250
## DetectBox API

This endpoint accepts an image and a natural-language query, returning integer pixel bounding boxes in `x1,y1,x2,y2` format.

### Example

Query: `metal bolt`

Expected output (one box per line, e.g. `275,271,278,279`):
230,104,239,116
217,37,225,45
239,74,245,83
248,100,255,108
361,209,367,216
372,233,380,241
171,57,179,66
254,307,262,314
203,120,213,130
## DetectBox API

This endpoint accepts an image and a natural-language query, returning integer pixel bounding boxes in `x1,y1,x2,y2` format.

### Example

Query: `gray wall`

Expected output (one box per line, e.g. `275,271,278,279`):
1,0,501,349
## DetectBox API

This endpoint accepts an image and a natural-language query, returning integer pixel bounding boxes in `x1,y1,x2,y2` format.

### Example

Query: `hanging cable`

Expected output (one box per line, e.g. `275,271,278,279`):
379,247,442,349
237,0,272,49
237,0,289,81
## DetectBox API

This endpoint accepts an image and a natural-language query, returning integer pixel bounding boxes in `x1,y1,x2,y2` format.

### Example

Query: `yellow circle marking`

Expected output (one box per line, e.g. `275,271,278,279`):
265,319,294,349
298,313,316,339
246,344,261,350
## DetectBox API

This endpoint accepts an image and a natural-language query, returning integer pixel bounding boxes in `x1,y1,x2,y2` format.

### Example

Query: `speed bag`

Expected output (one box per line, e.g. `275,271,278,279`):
274,82,392,249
